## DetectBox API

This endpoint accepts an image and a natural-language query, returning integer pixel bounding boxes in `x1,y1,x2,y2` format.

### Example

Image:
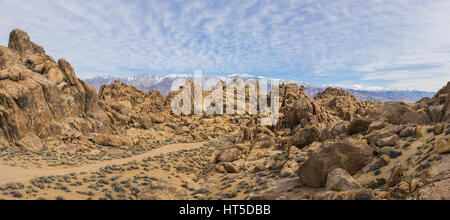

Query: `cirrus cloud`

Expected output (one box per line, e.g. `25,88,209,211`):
0,0,449,92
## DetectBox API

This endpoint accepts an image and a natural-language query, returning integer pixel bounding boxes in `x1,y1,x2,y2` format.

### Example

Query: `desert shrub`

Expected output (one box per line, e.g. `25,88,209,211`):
364,178,386,189
346,119,370,135
330,184,343,192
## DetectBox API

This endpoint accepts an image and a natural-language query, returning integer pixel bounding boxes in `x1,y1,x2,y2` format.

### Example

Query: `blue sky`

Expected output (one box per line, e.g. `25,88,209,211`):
1,0,449,91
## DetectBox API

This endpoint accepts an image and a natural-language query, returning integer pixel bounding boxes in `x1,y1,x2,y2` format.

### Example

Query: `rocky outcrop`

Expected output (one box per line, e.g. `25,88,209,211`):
280,85,340,130
297,140,373,187
98,80,166,128
8,29,45,62
315,88,374,121
426,82,450,123
0,29,112,146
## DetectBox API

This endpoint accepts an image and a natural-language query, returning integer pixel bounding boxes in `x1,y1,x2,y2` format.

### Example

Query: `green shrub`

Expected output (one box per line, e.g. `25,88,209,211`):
364,178,386,189
330,184,343,192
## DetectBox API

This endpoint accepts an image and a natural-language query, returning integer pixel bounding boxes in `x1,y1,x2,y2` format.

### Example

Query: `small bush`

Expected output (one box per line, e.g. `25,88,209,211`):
330,184,343,192
346,120,371,135
364,178,386,189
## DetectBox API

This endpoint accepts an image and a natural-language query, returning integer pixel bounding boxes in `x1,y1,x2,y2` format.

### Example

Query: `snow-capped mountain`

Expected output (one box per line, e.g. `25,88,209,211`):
85,74,436,103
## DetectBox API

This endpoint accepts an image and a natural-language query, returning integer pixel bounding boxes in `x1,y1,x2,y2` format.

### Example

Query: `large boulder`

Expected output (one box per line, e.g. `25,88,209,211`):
326,168,362,191
15,133,43,152
297,140,373,187
292,125,320,148
215,148,241,163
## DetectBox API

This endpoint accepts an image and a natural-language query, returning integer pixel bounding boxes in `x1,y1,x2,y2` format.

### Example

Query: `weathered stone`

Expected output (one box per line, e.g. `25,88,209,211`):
280,160,299,177
399,127,415,137
8,29,45,61
215,148,241,163
376,135,398,147
412,179,450,200
368,121,386,133
297,140,373,187
88,133,133,147
15,133,43,152
292,125,321,148
217,162,240,173
434,123,445,135
326,168,361,191
388,164,407,187
436,138,450,154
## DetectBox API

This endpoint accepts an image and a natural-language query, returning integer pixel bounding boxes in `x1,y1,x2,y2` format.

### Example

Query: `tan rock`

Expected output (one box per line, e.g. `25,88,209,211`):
391,181,410,198
0,30,113,145
292,125,321,148
368,121,386,133
376,135,398,147
15,133,43,152
253,164,266,173
326,168,362,191
388,164,407,187
429,105,444,123
436,138,450,154
215,148,241,163
8,29,45,61
280,160,299,177
410,178,422,192
415,126,427,138
57,58,78,86
297,140,373,187
401,110,430,125
399,127,415,137
412,179,450,200
55,144,77,154
219,162,240,173
433,123,445,135
88,133,133,147
288,146,300,159
216,164,227,173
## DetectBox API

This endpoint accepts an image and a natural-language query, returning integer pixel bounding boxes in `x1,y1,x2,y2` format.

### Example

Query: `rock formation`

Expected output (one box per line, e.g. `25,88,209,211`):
0,29,448,201
0,29,112,148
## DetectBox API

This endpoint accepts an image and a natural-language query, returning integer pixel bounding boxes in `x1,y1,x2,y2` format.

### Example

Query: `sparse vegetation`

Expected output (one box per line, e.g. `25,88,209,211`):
330,184,343,192
364,178,387,189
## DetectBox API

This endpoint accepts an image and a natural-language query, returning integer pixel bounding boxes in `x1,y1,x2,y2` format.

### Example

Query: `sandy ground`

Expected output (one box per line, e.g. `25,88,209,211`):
0,142,206,185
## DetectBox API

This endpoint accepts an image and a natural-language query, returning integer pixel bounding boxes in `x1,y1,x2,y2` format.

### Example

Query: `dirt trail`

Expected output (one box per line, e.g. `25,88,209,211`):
0,142,206,185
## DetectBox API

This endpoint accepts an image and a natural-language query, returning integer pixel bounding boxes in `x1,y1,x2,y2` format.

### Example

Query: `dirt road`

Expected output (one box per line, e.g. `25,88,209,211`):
0,142,206,185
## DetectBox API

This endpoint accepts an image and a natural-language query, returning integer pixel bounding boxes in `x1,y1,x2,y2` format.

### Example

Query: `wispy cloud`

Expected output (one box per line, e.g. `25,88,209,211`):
0,0,449,91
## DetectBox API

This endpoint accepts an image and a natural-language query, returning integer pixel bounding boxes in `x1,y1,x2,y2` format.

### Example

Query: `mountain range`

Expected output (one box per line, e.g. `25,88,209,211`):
85,74,436,103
